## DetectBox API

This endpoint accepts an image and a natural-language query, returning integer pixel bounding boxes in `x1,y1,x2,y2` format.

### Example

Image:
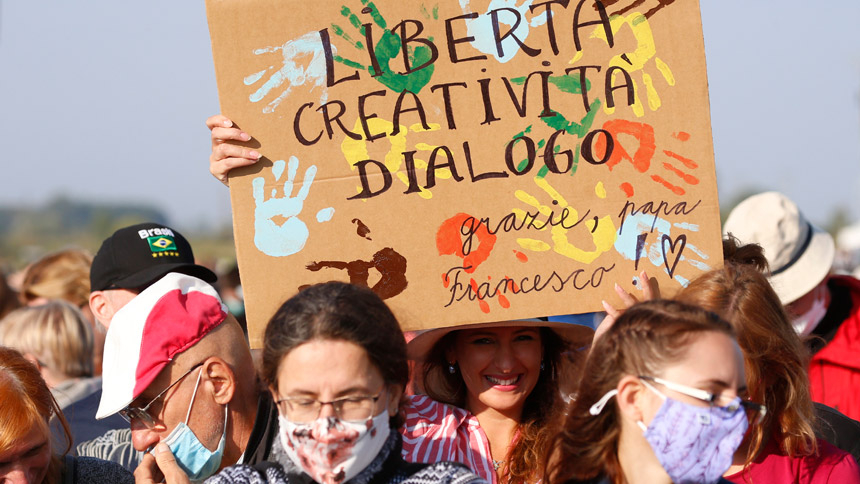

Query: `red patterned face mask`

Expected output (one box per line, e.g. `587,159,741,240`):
278,411,390,484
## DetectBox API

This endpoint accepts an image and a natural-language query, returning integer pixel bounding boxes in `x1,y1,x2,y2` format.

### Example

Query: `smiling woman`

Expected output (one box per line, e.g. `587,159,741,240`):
0,346,133,484
407,319,593,484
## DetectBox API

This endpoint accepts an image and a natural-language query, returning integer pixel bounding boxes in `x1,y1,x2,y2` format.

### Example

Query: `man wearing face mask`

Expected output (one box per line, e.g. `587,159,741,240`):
95,273,278,482
724,191,860,424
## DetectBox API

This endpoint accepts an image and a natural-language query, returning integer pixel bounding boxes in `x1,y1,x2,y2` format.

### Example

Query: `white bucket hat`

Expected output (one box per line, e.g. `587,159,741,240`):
722,191,834,304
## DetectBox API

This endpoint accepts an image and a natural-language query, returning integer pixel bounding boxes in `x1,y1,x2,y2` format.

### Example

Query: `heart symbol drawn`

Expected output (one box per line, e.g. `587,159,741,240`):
661,234,687,279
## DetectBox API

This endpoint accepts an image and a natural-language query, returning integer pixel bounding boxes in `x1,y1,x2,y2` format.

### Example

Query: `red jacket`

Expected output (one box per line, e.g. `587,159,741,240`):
724,438,860,484
809,276,860,421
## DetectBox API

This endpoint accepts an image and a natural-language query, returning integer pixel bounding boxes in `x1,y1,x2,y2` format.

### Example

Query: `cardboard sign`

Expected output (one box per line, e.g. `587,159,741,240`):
206,0,722,347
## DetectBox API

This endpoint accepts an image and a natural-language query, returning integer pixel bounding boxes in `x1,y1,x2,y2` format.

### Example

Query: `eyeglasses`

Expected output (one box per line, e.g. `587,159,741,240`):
639,375,767,425
118,363,203,429
275,390,385,424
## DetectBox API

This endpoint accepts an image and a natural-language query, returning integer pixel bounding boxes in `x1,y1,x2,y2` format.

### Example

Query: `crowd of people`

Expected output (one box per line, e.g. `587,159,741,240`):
1,123,859,484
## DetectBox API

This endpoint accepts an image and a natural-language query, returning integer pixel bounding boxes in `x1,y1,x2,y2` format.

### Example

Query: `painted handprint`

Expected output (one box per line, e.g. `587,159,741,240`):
594,121,699,197
244,31,330,114
331,1,436,93
514,177,617,263
253,156,330,257
589,12,674,117
613,211,710,287
341,117,443,199
459,0,547,63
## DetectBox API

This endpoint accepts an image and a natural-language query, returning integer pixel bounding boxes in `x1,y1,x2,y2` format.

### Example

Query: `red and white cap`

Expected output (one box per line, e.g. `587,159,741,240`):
96,272,228,419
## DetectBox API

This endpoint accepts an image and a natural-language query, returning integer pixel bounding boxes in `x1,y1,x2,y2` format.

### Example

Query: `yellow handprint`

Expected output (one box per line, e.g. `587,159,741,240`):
341,117,444,200
513,178,617,263
571,12,674,117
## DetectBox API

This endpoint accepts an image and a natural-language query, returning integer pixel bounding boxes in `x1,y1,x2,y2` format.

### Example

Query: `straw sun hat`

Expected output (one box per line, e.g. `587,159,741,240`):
407,318,595,362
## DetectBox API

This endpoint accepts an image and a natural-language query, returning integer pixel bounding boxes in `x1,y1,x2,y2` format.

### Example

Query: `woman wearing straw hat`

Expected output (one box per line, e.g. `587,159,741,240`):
404,318,593,484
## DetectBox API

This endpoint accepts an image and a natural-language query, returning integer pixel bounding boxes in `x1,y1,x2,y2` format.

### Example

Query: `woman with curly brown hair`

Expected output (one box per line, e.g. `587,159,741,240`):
406,319,593,484
674,238,860,482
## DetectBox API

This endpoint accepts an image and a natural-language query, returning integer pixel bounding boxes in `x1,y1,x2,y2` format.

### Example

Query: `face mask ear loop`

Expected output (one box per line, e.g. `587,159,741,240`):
589,389,619,416
185,367,205,425
640,378,667,401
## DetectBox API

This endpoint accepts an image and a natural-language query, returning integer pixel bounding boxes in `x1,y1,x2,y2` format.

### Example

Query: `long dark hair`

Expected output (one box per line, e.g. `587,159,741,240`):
423,326,568,483
545,300,735,484
262,282,409,426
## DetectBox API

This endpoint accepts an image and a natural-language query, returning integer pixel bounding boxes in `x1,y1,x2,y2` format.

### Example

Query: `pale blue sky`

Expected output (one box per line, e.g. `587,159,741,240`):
1,1,858,230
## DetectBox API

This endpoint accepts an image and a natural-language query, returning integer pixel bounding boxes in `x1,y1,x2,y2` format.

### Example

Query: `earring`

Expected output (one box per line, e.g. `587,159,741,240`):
448,363,456,374
540,361,545,371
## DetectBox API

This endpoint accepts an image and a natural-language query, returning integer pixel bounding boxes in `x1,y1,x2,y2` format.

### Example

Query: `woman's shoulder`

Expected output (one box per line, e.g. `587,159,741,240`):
401,461,487,484
66,455,134,484
811,438,860,482
403,395,478,431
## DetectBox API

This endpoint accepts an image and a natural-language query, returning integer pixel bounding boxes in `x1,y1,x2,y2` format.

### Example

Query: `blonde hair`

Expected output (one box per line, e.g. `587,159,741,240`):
20,248,93,308
0,300,94,379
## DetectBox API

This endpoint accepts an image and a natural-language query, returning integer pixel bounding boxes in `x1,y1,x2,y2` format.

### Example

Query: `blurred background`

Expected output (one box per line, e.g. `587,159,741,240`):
1,0,859,277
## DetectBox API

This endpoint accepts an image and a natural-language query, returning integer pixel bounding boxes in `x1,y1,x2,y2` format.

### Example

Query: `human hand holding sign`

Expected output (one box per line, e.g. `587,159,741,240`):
253,156,318,257
594,270,660,343
207,114,261,186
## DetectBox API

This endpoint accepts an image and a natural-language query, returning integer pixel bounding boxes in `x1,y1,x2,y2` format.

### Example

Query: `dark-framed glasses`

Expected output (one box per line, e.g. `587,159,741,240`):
118,363,203,429
639,375,767,424
276,390,384,424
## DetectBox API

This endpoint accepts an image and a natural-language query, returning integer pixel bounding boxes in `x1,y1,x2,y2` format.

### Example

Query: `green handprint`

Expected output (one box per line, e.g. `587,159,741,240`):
331,1,436,94
506,71,603,179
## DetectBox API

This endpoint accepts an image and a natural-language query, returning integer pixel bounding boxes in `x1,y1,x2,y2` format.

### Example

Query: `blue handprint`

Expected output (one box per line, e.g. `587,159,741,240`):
613,212,711,287
459,0,547,63
244,31,330,114
253,156,328,257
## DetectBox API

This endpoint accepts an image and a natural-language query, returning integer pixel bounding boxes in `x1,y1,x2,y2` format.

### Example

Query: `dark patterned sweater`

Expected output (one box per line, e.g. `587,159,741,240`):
204,432,486,484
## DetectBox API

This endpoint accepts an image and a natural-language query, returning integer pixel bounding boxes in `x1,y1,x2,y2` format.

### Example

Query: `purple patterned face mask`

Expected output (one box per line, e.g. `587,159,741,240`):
589,376,755,484
637,378,749,484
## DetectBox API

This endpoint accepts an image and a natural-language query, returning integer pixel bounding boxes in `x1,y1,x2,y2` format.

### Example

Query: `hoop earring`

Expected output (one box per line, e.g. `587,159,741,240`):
448,363,457,374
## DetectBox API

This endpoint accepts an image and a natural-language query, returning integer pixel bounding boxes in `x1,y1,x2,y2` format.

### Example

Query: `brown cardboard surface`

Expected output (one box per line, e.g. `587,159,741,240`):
205,0,722,348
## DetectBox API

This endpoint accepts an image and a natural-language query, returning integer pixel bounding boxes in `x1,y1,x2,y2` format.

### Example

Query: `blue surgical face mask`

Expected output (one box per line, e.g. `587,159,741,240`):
158,368,228,482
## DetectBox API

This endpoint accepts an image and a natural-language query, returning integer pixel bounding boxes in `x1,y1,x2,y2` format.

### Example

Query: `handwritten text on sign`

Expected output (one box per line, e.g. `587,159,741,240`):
206,0,722,345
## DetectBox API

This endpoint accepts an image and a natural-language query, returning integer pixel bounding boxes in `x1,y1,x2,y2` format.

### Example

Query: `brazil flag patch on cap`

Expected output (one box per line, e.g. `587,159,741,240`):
148,235,179,257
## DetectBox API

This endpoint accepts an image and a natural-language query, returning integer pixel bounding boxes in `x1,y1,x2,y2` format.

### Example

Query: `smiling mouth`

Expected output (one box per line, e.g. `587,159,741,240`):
485,375,521,386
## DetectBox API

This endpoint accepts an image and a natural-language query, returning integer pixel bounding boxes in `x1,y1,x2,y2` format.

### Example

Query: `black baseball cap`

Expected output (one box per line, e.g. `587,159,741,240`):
90,223,218,292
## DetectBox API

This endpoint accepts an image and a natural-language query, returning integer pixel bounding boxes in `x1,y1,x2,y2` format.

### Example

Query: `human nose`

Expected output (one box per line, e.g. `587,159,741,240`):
317,401,337,419
493,342,515,371
131,422,162,453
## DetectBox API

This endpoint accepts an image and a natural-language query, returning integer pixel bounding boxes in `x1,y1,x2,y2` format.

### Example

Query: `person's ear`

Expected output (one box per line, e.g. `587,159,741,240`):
268,385,280,405
22,352,42,370
444,347,456,367
203,357,236,405
386,384,404,417
616,375,647,424
89,291,113,328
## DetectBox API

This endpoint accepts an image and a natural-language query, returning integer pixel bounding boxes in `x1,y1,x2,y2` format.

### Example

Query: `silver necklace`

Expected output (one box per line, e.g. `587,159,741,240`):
493,460,503,471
